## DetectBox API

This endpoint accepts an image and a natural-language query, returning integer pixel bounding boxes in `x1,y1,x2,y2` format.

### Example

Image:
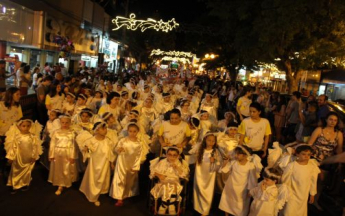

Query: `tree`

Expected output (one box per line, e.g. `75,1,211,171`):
206,0,345,93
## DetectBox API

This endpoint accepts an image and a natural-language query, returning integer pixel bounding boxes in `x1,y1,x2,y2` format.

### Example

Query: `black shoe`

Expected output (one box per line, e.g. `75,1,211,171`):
10,189,17,194
21,186,29,191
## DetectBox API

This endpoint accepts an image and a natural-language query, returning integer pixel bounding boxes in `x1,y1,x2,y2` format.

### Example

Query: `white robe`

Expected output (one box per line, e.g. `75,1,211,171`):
280,160,320,216
48,129,78,187
193,149,222,215
109,137,145,200
80,137,115,202
6,134,40,189
150,158,189,201
219,160,258,216
249,182,278,216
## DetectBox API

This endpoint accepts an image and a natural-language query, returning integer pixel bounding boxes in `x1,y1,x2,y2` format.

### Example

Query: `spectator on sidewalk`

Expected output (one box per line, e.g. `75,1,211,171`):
36,75,53,125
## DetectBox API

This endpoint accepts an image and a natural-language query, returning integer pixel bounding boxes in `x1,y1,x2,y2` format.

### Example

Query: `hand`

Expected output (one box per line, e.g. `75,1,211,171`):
49,158,54,162
309,195,315,204
69,158,75,164
261,151,267,158
210,157,215,163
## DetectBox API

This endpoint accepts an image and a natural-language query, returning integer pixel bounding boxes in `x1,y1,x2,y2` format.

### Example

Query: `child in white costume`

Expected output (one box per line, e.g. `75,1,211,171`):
48,114,78,195
78,122,116,206
150,147,189,215
5,119,42,192
219,145,262,216
192,132,224,215
249,167,289,216
109,123,149,206
280,145,320,216
62,92,75,116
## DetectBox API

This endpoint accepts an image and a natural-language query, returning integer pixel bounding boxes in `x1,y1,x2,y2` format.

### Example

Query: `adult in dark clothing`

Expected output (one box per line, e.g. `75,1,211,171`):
36,75,53,125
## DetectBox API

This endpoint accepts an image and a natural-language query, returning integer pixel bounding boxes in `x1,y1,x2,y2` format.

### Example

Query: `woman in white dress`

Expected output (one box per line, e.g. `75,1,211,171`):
219,145,262,216
109,123,148,206
78,122,116,206
193,132,223,216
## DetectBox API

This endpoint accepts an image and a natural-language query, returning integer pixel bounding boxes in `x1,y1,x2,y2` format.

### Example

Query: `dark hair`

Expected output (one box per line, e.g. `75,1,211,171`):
43,75,53,82
234,145,253,155
4,87,20,108
127,123,140,131
276,95,287,112
106,92,120,104
167,148,179,155
322,111,340,131
23,65,30,74
170,108,181,117
307,101,318,109
295,145,314,154
49,84,62,97
263,167,282,182
197,134,219,164
92,122,106,131
292,91,301,99
240,86,253,97
249,102,262,113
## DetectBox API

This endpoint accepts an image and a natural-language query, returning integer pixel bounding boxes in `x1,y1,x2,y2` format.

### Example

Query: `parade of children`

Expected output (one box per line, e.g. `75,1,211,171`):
0,71,344,216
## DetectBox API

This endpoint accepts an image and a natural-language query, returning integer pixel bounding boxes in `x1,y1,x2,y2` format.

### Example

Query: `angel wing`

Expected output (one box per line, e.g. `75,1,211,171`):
267,142,283,168
4,123,20,159
149,157,160,179
76,130,93,162
275,184,291,215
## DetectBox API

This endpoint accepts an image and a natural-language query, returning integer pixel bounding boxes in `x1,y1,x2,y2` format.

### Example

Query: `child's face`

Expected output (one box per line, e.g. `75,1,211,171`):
122,94,129,100
308,105,316,113
200,113,209,120
96,126,107,136
66,95,74,103
296,150,311,162
49,111,58,121
111,97,120,106
235,153,247,161
128,126,139,138
60,118,71,129
263,177,276,186
116,85,122,91
205,95,212,101
95,92,102,98
163,96,171,103
205,135,216,148
80,113,91,123
144,88,150,93
249,107,260,119
227,127,238,137
18,121,31,134
145,99,153,108
129,114,138,120
77,98,86,106
166,150,179,163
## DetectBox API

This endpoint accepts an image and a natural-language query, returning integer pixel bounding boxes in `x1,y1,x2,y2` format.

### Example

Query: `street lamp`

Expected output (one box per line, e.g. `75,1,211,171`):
210,54,215,59
205,54,210,58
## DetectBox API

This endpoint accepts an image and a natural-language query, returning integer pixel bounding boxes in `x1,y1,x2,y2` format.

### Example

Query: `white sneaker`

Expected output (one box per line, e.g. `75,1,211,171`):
168,205,176,215
158,205,167,214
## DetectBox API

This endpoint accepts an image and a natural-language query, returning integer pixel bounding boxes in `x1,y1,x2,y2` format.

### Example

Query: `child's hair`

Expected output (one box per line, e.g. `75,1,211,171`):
295,144,314,154
308,101,318,110
17,117,33,126
227,121,239,128
101,112,113,122
167,147,179,155
249,102,262,113
127,122,140,131
80,108,93,117
51,109,62,118
197,133,218,164
92,122,106,131
234,145,253,156
263,167,283,183
190,117,200,128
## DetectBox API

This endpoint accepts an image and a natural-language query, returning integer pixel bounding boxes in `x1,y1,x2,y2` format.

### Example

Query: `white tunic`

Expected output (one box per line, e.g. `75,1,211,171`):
281,160,320,216
48,129,78,187
193,149,222,215
109,137,144,200
249,182,278,216
219,160,258,216
80,137,115,202
6,133,40,189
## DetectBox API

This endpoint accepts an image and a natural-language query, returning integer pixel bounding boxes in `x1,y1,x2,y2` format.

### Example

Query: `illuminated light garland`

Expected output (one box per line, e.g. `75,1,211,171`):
161,56,191,64
112,13,179,33
150,49,195,58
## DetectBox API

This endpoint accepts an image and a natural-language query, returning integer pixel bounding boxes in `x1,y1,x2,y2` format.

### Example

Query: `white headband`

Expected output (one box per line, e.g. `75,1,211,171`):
17,119,33,126
264,167,281,180
59,114,72,119
237,145,251,156
93,122,107,132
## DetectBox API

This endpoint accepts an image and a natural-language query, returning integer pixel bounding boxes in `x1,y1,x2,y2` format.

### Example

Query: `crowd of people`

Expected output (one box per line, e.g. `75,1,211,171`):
0,64,344,216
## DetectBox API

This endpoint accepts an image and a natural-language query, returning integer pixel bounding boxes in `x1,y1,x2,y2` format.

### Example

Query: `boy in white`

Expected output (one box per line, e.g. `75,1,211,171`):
150,147,189,215
78,122,115,206
281,144,320,216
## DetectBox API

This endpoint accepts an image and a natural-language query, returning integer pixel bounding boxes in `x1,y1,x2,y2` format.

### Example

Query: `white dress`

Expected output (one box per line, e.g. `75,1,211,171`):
193,149,222,215
6,133,41,189
249,181,278,216
280,160,320,216
149,158,189,201
219,160,258,216
109,137,145,200
79,137,115,202
48,129,78,187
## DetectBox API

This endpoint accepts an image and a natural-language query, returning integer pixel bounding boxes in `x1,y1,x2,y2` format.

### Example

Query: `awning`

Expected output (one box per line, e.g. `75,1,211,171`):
321,70,345,84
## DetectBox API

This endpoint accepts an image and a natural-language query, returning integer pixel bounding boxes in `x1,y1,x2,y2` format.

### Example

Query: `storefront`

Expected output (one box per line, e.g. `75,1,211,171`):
319,70,345,101
102,39,119,72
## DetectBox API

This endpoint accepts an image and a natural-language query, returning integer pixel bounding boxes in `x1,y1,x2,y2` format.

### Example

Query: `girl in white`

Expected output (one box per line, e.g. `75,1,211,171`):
5,119,42,193
78,122,116,206
150,147,189,215
249,167,281,216
73,94,87,116
62,92,75,116
219,145,262,216
200,93,217,122
109,123,149,206
281,145,320,216
48,114,78,195
45,84,64,115
193,132,224,216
